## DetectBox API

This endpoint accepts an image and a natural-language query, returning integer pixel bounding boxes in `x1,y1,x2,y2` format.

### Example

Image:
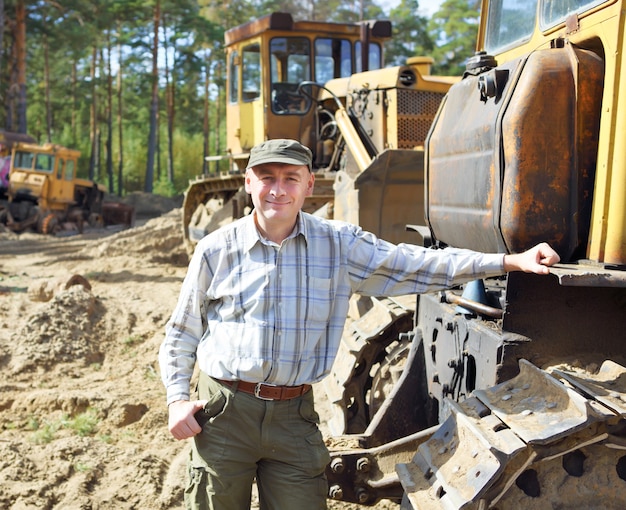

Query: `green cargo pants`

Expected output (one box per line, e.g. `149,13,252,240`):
185,371,330,510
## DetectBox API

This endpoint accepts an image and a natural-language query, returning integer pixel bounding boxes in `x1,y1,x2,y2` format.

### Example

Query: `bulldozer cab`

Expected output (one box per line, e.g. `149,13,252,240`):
9,143,81,212
224,12,392,171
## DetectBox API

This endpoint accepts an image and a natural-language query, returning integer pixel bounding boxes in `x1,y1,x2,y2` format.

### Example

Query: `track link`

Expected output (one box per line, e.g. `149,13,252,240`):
398,359,626,509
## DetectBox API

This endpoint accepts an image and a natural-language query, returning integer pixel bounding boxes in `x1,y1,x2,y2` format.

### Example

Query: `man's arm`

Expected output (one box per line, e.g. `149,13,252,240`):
503,242,560,274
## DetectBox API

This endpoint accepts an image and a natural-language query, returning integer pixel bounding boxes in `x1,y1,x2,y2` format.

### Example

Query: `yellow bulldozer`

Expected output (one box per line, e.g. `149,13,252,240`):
183,2,626,507
0,142,134,234
182,12,455,253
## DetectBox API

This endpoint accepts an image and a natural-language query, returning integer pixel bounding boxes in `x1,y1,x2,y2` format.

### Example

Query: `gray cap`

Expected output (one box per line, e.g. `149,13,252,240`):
246,139,312,172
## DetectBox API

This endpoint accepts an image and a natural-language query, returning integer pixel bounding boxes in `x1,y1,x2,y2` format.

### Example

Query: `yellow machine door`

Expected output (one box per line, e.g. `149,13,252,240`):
47,157,74,208
238,40,264,151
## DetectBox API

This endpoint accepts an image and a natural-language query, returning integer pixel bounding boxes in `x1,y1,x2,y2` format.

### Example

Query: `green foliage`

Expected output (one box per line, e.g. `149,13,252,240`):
122,335,141,347
2,0,479,198
117,126,148,192
198,0,263,28
27,408,101,443
74,462,93,473
153,176,178,197
63,409,100,437
30,420,60,444
26,416,40,431
110,125,207,194
98,433,113,443
171,130,206,190
386,0,434,66
428,0,480,75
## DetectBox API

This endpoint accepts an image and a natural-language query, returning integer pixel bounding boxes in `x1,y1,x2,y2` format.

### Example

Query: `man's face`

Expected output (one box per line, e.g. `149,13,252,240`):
245,163,314,231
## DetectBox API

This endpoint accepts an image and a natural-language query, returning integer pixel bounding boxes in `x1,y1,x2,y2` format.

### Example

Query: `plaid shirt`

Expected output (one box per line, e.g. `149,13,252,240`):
159,211,504,404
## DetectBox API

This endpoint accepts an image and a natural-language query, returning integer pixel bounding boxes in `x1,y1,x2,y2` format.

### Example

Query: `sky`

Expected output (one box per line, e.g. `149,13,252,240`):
381,0,444,16
420,0,445,15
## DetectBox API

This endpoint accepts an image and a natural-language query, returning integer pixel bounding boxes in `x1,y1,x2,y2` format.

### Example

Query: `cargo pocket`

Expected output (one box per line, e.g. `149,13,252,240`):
298,399,330,473
184,456,210,510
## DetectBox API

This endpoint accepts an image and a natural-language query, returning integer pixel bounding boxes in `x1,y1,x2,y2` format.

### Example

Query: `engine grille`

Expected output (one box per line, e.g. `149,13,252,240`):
397,89,446,149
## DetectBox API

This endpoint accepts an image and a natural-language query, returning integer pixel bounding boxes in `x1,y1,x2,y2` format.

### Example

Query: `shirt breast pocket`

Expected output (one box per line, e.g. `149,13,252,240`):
305,276,334,323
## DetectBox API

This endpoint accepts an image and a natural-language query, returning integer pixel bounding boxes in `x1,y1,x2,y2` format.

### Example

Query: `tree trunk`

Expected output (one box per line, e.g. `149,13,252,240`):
215,61,222,161
144,0,160,193
0,0,5,130
7,38,16,131
106,30,114,193
162,12,175,184
0,0,4,85
71,60,77,142
14,0,27,134
44,32,52,142
116,22,124,197
89,45,98,180
202,54,210,175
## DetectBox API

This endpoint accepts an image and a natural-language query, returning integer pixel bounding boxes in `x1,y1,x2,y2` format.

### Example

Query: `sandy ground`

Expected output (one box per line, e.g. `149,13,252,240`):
0,195,397,510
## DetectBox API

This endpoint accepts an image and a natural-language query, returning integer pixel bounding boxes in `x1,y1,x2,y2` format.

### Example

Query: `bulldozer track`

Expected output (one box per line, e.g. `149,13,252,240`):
398,359,626,509
41,213,57,235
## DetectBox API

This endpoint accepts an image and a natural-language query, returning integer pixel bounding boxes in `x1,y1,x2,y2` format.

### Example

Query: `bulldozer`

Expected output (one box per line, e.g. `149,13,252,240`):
181,12,455,253
0,142,134,234
183,2,626,507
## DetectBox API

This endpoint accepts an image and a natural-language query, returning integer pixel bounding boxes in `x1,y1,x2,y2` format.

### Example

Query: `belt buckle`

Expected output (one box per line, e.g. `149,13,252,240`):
254,382,277,400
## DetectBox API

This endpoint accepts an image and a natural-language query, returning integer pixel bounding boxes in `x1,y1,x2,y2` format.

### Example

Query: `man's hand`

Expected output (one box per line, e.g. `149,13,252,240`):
168,399,208,440
503,242,561,275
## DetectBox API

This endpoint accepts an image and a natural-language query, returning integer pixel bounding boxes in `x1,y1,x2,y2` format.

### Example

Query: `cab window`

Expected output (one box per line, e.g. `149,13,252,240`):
541,0,606,29
65,159,75,180
35,154,54,172
315,38,352,83
229,50,240,104
13,151,34,170
242,43,261,102
270,37,312,115
485,0,536,53
355,41,383,72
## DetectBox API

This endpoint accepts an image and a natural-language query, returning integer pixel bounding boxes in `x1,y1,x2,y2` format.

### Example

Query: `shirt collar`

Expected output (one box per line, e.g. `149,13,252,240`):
242,211,309,252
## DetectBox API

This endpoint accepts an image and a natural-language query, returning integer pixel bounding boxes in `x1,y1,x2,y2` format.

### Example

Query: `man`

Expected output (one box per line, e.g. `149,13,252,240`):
159,138,560,510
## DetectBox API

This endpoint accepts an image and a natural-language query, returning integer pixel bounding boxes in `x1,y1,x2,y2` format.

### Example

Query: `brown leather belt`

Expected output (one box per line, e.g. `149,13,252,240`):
218,379,311,401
